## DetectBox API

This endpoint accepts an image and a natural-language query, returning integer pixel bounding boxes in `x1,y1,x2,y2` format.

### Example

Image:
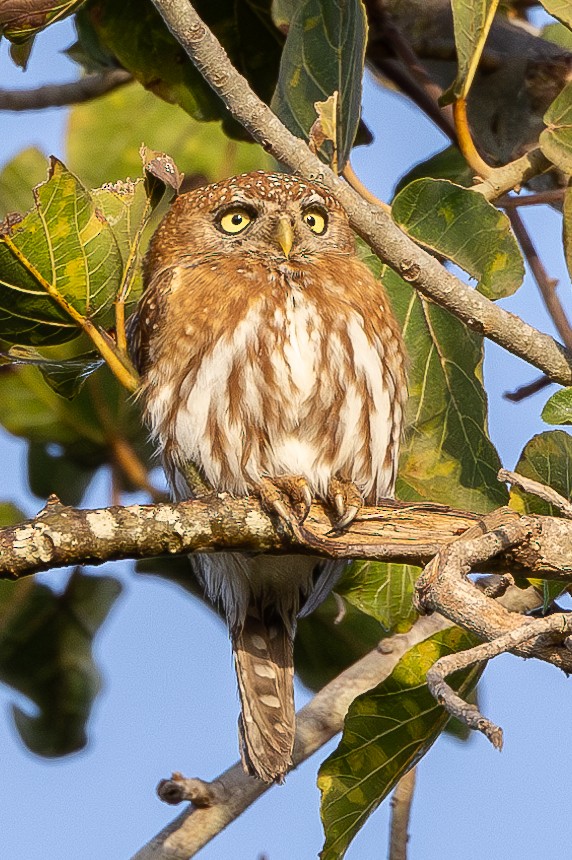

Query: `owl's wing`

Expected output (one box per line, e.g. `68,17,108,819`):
126,268,173,375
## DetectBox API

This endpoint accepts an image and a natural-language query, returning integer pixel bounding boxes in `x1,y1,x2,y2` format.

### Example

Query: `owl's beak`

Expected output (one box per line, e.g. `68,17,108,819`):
274,216,294,259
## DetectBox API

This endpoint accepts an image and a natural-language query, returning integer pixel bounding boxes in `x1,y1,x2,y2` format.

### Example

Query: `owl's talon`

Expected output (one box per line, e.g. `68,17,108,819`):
328,479,363,532
254,475,314,534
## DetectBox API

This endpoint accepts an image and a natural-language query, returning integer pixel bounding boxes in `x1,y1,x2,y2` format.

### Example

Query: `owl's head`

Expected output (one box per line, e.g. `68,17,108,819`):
146,171,356,270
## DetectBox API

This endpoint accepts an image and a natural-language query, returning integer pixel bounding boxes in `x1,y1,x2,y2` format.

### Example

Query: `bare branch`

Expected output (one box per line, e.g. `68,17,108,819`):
131,615,449,860
0,70,133,111
498,468,572,519
389,767,417,860
149,0,572,386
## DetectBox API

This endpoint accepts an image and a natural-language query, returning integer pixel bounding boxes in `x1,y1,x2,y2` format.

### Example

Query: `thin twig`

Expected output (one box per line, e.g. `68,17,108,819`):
497,189,565,208
498,468,572,518
389,767,417,860
0,70,133,111
504,374,552,402
426,613,572,747
507,208,572,351
148,0,572,386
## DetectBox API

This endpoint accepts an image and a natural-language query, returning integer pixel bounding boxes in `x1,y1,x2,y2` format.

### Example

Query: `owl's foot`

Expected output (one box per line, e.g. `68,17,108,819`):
255,476,313,534
328,478,363,531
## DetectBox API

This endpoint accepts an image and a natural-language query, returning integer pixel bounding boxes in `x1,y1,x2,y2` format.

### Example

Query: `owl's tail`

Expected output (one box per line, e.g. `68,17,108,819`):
232,609,295,783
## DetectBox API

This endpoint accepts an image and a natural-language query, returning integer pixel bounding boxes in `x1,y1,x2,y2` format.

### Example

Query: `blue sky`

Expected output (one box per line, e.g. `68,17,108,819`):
1,16,571,860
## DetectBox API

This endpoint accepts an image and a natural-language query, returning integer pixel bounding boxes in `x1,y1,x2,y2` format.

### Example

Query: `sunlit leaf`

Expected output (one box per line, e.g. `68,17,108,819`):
540,0,572,29
0,147,47,220
271,0,367,169
0,157,122,346
0,570,121,756
0,501,25,526
442,0,501,103
542,387,572,426
335,562,420,633
509,430,572,516
563,183,572,282
318,626,480,859
540,81,572,174
392,179,524,300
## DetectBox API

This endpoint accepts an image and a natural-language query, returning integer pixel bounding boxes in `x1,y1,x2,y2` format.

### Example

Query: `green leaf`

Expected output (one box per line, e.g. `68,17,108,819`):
295,594,386,691
395,145,476,195
509,430,572,517
271,0,367,169
27,442,96,506
318,627,480,860
67,80,274,189
540,0,572,29
542,22,572,51
442,0,501,103
78,0,284,134
335,562,421,633
0,570,121,756
563,183,572,282
369,261,506,512
0,0,84,43
392,179,524,300
0,157,122,346
542,387,572,426
0,501,25,526
0,147,47,220
540,81,572,174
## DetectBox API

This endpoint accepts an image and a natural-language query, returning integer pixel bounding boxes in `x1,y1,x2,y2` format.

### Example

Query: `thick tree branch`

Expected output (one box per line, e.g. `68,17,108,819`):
0,70,133,111
149,0,572,386
131,614,449,860
4,494,572,583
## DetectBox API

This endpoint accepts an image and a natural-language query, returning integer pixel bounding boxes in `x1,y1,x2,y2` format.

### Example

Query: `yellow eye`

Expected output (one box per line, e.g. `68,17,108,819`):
219,207,253,235
302,207,327,235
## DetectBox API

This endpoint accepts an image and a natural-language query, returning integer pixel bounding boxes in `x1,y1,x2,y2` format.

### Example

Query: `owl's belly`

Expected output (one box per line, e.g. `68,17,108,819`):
150,291,395,500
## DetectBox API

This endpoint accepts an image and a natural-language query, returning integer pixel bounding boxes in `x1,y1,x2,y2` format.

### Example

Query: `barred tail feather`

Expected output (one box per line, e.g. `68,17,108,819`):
233,610,295,783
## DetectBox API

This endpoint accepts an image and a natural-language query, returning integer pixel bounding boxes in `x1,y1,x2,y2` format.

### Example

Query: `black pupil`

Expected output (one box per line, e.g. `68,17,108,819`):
231,213,243,225
307,214,316,227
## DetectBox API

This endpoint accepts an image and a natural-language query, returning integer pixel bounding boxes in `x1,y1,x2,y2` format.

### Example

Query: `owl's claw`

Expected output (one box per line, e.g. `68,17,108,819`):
328,478,363,531
254,475,314,535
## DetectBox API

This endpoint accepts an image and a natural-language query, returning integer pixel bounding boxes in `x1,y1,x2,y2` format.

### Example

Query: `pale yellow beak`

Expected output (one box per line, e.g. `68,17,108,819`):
274,216,294,258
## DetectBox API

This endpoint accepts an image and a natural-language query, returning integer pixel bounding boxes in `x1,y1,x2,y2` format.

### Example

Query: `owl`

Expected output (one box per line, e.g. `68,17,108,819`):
128,171,406,783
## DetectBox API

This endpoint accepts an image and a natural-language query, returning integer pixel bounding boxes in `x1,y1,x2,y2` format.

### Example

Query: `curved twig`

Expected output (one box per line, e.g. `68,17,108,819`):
0,70,133,111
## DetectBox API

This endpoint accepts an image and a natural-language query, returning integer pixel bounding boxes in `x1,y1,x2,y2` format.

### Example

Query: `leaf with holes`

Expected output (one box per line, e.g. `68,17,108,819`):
318,626,480,860
271,0,367,169
0,157,122,346
540,82,572,174
392,179,524,300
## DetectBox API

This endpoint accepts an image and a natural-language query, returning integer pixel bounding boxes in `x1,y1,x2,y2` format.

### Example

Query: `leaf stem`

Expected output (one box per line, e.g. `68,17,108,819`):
1,235,139,393
453,98,492,179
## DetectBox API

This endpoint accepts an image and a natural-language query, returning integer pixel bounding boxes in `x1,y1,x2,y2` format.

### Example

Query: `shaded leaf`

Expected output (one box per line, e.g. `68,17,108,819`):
67,81,274,189
540,0,572,29
540,81,572,174
1,344,104,398
509,430,572,516
27,442,96,506
394,145,475,195
0,570,121,756
78,0,284,134
0,146,47,220
542,387,572,426
0,157,122,346
442,0,501,103
0,501,25,526
335,561,420,633
392,178,524,300
271,0,367,169
318,626,480,859
0,0,83,43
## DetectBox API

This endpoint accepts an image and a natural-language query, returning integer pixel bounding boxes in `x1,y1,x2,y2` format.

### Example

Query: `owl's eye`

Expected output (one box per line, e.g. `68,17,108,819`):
218,207,253,235
302,207,328,235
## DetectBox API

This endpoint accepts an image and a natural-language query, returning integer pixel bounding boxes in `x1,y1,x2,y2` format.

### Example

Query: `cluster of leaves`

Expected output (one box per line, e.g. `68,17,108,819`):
1,0,572,856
